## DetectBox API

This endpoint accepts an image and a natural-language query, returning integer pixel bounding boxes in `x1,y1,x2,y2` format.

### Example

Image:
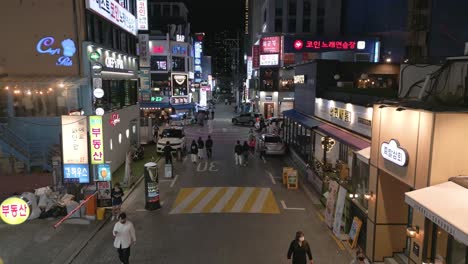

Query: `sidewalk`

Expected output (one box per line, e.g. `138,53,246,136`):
0,146,162,264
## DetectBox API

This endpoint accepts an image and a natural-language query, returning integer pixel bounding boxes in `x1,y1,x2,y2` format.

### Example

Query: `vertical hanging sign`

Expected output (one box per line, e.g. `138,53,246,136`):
89,116,104,164
138,34,150,67
136,0,148,30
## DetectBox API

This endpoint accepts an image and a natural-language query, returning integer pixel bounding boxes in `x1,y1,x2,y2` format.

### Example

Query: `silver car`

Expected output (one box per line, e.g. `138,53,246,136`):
259,134,287,155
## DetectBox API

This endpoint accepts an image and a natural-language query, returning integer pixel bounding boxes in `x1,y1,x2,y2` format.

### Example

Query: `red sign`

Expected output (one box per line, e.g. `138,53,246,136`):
252,45,260,68
109,113,121,126
284,53,295,65
152,45,164,54
260,36,281,54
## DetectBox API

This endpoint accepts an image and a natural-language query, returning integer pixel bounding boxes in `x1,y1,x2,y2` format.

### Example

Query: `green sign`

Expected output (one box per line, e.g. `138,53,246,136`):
151,96,163,102
89,51,100,62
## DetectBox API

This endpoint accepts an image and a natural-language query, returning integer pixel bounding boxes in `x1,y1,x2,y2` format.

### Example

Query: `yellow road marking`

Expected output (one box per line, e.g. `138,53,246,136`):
241,187,261,212
222,187,244,212
316,212,325,222
182,188,212,213
201,187,228,213
331,232,346,250
261,189,280,214
172,188,195,208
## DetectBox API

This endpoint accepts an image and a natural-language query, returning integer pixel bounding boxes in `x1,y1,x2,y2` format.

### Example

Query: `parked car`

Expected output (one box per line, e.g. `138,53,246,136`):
232,113,263,126
259,134,287,155
156,126,186,153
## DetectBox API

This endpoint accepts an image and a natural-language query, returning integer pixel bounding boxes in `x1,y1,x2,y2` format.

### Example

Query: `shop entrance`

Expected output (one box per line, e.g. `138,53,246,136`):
423,223,468,264
264,103,274,119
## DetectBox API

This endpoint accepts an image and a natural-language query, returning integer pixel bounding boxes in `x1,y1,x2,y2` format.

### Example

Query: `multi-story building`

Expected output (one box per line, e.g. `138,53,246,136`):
0,0,140,192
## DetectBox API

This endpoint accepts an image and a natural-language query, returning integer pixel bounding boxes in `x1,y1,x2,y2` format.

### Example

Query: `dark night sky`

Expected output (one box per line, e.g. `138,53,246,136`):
181,0,244,33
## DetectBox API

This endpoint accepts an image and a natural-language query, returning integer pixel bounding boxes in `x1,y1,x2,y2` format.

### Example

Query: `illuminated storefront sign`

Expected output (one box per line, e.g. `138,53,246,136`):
152,46,164,54
62,116,88,165
329,107,351,123
247,57,253,79
194,41,203,83
36,37,76,67
381,139,408,167
105,57,124,69
172,74,188,96
90,116,104,164
64,164,90,183
87,45,138,73
284,36,374,53
95,164,111,181
138,34,150,67
171,96,189,104
176,34,185,42
85,0,137,35
136,0,148,30
294,75,305,84
89,51,100,62
172,45,187,55
260,36,281,54
0,197,30,225
252,45,260,68
259,54,279,66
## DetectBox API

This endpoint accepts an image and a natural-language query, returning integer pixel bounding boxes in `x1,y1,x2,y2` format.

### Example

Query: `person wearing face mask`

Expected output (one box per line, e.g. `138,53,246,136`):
287,231,314,264
113,212,136,264
350,249,370,264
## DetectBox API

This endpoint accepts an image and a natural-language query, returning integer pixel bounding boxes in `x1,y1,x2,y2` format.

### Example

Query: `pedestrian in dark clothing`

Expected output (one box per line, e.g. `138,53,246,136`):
162,141,173,164
287,231,314,264
205,136,213,158
197,137,205,159
111,183,124,221
211,109,215,120
242,141,249,166
190,140,198,163
234,140,243,165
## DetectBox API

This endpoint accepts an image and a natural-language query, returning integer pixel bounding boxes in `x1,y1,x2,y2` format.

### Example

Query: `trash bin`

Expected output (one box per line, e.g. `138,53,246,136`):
96,207,106,220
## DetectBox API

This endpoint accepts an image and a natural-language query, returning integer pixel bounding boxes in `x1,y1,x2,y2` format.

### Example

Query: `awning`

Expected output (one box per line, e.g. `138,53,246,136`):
282,109,323,129
139,102,171,109
316,123,370,150
354,146,371,164
405,181,468,246
172,103,194,110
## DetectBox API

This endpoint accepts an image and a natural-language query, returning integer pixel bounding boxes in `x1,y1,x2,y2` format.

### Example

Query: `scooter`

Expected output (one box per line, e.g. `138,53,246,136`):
132,145,145,161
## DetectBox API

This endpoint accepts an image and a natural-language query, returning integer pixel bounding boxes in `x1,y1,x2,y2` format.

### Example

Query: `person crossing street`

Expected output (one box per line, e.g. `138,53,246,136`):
205,135,213,159
197,137,205,159
234,140,243,166
190,140,198,163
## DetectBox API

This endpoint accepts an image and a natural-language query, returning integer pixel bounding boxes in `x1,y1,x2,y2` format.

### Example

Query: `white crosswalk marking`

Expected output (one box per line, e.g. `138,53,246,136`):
231,187,254,212
250,188,270,213
190,187,221,213
170,187,206,214
210,187,237,213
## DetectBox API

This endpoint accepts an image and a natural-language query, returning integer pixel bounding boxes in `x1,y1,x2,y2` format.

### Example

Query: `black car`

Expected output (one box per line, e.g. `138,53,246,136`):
232,113,263,126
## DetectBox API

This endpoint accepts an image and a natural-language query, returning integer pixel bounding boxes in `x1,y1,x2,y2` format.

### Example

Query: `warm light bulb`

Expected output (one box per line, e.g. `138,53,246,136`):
59,83,65,88
4,86,9,90
48,87,53,91
39,91,43,95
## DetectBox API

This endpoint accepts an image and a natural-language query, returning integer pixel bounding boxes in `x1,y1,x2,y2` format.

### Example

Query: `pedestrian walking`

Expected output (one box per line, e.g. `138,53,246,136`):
242,141,249,166
111,183,124,221
197,137,205,159
152,123,159,143
162,141,173,164
248,136,256,154
349,248,370,264
206,136,213,159
113,213,136,264
287,231,314,264
211,109,215,120
190,140,198,163
234,140,243,166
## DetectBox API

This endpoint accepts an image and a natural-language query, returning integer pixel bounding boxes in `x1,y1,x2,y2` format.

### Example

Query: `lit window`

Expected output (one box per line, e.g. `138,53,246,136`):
126,129,130,138
119,133,122,144
133,125,136,134
110,139,113,150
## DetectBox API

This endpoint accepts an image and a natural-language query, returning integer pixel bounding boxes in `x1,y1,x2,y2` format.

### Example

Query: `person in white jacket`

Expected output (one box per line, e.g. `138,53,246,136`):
113,213,136,264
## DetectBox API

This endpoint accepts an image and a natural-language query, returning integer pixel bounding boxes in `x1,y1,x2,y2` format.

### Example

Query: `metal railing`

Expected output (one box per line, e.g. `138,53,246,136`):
0,124,30,160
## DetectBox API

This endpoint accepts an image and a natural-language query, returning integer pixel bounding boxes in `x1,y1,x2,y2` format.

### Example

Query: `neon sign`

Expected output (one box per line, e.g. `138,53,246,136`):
36,37,76,67
0,197,30,225
260,36,281,54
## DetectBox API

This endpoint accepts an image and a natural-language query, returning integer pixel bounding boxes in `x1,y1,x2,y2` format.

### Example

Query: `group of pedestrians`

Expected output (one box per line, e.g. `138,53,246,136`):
234,140,251,166
190,136,214,162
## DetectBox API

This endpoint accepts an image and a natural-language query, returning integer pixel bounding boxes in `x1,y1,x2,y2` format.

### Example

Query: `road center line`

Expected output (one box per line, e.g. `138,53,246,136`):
267,171,276,184
170,175,178,188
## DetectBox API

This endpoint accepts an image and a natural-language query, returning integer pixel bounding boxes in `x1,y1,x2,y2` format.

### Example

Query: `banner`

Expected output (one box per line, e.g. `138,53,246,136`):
325,180,339,228
333,186,348,237
89,116,104,164
62,116,88,165
139,34,150,67
136,0,148,30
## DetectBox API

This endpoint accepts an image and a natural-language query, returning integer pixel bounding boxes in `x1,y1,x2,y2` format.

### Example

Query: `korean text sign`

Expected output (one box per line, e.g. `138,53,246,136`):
85,0,137,35
1,197,30,225
260,36,281,54
64,164,90,184
90,116,104,164
62,116,88,164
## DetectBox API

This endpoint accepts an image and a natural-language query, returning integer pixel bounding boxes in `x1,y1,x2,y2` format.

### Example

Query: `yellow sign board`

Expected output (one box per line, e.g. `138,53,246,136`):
89,116,104,164
0,197,30,225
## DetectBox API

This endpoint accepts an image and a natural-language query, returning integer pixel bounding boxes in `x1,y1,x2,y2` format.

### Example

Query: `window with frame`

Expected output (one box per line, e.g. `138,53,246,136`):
303,0,311,16
303,18,310,32
275,18,283,32
288,18,296,33
339,143,349,163
288,0,296,16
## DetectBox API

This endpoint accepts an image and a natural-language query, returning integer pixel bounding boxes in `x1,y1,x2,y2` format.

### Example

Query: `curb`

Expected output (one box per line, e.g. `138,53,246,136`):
63,174,145,264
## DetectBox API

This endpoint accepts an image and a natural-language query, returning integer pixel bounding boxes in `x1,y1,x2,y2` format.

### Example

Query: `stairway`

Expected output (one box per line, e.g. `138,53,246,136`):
0,124,31,171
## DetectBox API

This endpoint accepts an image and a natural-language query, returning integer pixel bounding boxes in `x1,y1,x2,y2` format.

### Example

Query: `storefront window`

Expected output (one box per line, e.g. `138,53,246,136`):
99,80,137,111
448,238,468,264
349,157,370,209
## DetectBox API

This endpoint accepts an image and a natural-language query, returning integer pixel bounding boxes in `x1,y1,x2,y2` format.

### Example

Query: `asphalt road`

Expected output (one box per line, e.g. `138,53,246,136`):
71,103,352,264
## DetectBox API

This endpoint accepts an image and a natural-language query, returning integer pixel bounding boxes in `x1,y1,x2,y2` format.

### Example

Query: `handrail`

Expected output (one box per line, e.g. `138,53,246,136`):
0,124,30,158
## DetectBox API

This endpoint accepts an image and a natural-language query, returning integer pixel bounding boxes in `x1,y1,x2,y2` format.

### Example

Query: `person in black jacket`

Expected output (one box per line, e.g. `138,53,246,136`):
287,231,313,264
234,140,243,166
205,136,213,159
162,141,173,164
190,140,198,163
197,137,205,159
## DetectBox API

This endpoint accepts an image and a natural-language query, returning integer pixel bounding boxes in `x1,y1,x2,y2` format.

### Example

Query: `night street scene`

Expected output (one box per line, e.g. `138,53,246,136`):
1,0,468,264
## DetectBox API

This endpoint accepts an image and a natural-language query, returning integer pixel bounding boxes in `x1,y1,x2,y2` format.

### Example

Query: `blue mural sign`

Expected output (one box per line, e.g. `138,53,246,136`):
172,45,187,55
63,164,90,184
36,37,76,67
95,164,111,182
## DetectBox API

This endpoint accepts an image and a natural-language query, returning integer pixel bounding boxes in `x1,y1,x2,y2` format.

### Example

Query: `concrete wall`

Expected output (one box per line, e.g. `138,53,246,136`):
102,105,140,173
0,0,86,76
294,63,316,116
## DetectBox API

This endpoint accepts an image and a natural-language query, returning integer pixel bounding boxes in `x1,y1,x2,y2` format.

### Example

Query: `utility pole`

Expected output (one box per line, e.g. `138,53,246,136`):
224,32,240,109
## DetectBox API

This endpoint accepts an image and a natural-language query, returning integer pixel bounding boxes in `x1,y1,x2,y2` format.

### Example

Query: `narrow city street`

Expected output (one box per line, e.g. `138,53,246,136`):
72,104,352,264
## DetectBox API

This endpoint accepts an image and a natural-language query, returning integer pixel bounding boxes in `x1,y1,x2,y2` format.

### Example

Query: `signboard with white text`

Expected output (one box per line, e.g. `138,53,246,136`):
381,139,408,166
139,34,150,67
85,0,137,35
136,0,148,30
260,54,279,66
62,116,88,164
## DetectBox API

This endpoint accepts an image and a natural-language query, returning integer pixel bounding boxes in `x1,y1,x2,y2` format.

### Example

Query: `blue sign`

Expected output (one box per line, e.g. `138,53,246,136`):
95,164,111,181
63,164,90,184
36,37,76,67
172,45,187,55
